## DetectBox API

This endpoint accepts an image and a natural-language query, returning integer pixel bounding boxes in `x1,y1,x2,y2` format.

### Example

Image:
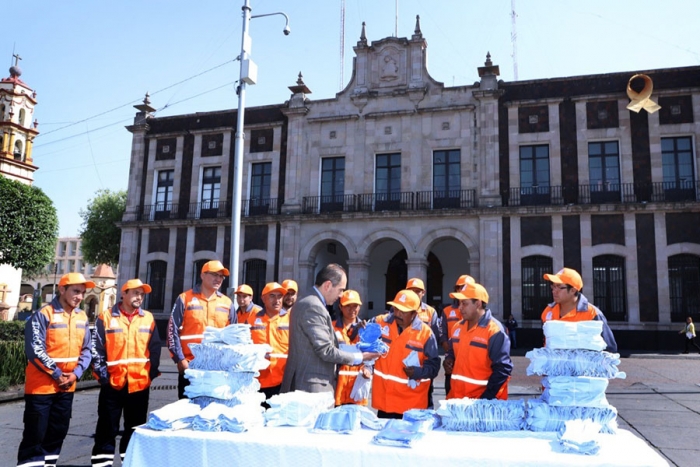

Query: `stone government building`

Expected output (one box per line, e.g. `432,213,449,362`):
118,20,700,349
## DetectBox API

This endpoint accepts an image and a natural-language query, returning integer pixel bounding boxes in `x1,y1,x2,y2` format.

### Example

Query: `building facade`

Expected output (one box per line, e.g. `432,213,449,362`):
118,22,700,347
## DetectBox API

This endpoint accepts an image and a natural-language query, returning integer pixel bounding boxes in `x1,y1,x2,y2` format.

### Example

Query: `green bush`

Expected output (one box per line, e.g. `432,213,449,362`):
0,320,25,341
0,340,27,388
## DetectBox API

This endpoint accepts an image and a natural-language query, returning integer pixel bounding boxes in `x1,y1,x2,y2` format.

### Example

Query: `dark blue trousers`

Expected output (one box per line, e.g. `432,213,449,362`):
17,392,74,467
91,385,150,466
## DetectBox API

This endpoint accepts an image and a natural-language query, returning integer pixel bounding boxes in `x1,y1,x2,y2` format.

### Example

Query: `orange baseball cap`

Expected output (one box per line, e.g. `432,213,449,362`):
387,289,421,313
281,279,298,293
405,278,425,291
121,279,152,294
450,282,489,304
262,282,287,296
234,284,253,296
456,274,476,287
544,268,583,291
340,290,362,306
202,260,230,276
58,273,96,289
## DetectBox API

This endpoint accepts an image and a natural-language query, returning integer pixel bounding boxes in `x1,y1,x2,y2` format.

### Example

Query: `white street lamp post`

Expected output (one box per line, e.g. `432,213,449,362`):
229,0,289,293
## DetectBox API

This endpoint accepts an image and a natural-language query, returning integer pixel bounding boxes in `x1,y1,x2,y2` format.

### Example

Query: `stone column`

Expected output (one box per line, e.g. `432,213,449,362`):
346,258,370,318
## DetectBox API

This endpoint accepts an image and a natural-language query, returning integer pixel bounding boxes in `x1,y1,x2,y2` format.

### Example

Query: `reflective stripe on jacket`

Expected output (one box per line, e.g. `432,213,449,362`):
247,309,290,388
371,313,437,414
447,309,512,400
93,304,161,393
167,285,235,362
24,298,92,395
333,317,367,406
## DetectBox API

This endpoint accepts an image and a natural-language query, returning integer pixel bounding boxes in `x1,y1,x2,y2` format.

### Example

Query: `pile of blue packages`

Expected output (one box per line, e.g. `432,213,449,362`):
525,348,626,379
402,409,441,430
371,419,427,448
312,405,385,433
437,399,525,432
525,399,618,434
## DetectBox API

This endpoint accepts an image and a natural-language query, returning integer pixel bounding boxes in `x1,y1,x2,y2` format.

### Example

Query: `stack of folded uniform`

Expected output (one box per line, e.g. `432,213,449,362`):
525,320,625,437
437,399,525,432
264,391,335,427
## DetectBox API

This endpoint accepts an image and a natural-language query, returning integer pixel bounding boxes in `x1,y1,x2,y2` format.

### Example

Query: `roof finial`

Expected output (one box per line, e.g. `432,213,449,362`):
296,72,305,86
360,21,367,45
414,15,422,35
485,52,493,67
9,53,22,78
143,92,151,106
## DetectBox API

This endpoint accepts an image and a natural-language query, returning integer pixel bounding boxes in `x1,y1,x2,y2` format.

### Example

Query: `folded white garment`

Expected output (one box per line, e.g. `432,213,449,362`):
525,399,617,434
541,376,610,408
184,369,260,400
265,391,334,427
202,324,253,345
192,392,266,409
557,419,602,455
526,348,626,379
146,399,201,431
543,321,606,351
190,401,265,433
189,342,272,372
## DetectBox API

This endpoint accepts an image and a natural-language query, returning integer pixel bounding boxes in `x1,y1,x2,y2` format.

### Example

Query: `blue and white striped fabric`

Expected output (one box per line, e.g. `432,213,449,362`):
436,399,526,432
191,392,266,409
543,321,606,351
189,342,272,373
526,348,626,378
202,324,253,345
541,376,610,408
525,399,618,434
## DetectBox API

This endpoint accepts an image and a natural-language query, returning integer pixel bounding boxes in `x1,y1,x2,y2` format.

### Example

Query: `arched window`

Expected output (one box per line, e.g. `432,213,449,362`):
521,255,553,320
592,255,627,321
146,260,168,310
243,259,266,305
193,259,210,288
668,254,700,322
14,140,23,161
19,108,26,127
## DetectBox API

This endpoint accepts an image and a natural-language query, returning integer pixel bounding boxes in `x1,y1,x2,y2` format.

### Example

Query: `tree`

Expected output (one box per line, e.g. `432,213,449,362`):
79,189,127,267
0,177,58,278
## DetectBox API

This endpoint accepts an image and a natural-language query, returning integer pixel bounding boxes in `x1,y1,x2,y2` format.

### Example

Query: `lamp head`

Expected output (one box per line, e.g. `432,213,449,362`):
283,25,291,35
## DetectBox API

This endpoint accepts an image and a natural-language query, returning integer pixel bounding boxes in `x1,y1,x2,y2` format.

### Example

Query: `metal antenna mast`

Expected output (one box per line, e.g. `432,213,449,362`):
511,0,518,81
339,0,345,90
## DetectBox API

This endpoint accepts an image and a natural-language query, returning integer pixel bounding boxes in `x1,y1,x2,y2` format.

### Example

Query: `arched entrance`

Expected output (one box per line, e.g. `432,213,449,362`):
85,296,99,323
428,238,471,310
385,250,407,305
366,239,406,317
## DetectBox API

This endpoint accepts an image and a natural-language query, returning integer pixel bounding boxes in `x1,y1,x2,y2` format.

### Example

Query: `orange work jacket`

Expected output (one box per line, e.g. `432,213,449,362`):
247,308,290,388
333,318,367,406
93,304,161,393
24,299,92,395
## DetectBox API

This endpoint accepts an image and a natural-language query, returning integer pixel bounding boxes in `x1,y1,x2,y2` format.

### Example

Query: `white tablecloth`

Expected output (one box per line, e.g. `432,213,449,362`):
123,425,668,467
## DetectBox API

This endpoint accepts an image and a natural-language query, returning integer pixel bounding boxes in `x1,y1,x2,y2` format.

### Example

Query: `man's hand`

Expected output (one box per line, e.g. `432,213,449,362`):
443,358,454,374
58,372,77,391
441,341,450,352
403,366,416,378
361,352,380,361
360,366,372,379
176,359,189,374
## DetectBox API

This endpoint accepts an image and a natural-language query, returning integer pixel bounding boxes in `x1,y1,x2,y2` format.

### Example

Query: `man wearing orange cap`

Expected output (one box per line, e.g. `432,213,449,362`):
234,284,262,323
542,267,617,352
167,260,236,399
247,282,290,401
91,279,161,467
333,290,371,406
370,290,440,418
440,274,475,396
18,273,95,467
281,279,298,311
443,283,512,400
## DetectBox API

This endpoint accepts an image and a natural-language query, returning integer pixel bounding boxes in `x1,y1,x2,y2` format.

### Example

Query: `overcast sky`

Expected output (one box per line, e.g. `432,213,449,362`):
2,0,698,237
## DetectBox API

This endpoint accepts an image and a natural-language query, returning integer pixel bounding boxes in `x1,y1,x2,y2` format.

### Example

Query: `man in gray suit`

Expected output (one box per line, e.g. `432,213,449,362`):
281,264,378,393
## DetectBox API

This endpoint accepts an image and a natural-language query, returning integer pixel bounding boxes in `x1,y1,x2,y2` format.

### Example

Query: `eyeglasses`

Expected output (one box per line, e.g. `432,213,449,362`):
205,272,225,280
550,284,569,291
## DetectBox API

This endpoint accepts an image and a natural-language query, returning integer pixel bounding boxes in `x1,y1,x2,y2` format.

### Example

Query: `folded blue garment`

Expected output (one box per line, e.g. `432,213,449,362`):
543,321,606,351
312,406,361,434
356,323,390,355
525,399,617,434
437,399,525,432
526,348,626,379
372,419,426,448
402,409,441,430
541,376,610,408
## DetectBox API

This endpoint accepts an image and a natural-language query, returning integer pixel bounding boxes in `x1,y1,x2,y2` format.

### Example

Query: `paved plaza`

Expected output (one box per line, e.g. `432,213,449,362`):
1,352,699,467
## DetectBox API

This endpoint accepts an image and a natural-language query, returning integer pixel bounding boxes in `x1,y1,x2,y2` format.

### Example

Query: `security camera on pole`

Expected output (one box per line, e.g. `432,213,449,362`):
229,0,290,295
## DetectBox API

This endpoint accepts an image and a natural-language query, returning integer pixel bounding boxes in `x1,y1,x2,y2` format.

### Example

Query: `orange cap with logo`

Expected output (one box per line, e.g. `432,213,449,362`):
340,290,362,306
281,279,298,293
262,282,287,296
455,274,476,287
121,279,152,294
202,260,230,276
58,273,96,289
405,278,425,291
543,268,583,291
387,289,421,313
234,284,254,296
450,282,489,304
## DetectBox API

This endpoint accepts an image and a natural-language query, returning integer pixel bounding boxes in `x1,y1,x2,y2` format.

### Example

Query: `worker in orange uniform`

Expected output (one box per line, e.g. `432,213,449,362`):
371,290,440,419
247,282,290,403
333,290,371,406
542,267,617,352
168,260,236,399
91,279,161,467
17,273,95,467
443,282,512,400
440,274,475,396
405,278,441,408
281,279,298,312
234,284,262,323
